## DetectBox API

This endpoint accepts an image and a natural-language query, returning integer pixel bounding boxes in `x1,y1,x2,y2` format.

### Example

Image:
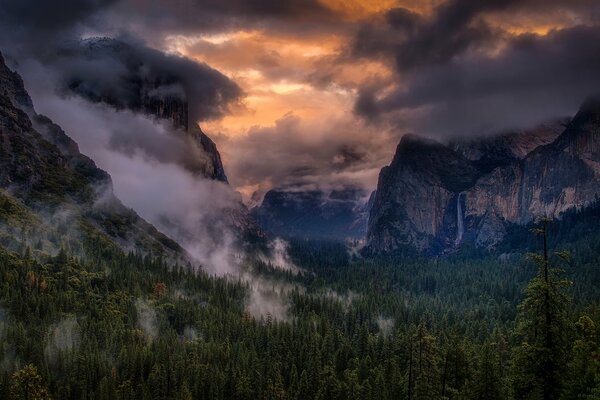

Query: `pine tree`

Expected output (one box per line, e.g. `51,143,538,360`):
512,219,572,400
469,341,503,400
407,323,440,400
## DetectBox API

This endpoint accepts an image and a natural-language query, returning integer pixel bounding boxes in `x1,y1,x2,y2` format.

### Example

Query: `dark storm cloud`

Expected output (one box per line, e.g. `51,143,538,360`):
351,0,517,70
186,0,332,18
106,0,340,41
1,0,244,184
0,0,115,32
392,0,512,70
356,24,600,136
0,0,341,58
51,37,242,122
351,0,599,70
349,0,600,137
0,0,245,126
0,0,118,57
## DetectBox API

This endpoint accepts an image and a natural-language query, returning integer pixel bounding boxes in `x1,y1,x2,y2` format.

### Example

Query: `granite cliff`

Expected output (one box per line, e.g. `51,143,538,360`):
367,102,600,254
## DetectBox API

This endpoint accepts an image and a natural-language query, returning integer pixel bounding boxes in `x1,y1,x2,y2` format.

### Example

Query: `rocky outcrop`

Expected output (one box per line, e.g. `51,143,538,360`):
0,51,189,262
252,188,372,239
189,124,228,182
366,103,600,254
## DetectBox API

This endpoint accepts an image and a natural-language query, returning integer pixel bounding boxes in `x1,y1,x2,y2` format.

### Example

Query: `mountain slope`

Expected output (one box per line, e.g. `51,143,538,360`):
366,105,600,254
0,51,188,262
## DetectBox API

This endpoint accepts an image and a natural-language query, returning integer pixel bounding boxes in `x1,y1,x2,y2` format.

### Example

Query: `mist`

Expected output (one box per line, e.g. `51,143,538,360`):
135,299,158,342
45,316,81,366
13,55,303,321
16,58,246,272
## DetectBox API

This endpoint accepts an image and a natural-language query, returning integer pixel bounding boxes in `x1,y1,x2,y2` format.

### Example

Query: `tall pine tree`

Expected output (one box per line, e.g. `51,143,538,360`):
512,219,572,400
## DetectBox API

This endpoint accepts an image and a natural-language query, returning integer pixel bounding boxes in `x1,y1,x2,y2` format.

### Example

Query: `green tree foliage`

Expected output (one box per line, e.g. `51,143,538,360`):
512,220,572,400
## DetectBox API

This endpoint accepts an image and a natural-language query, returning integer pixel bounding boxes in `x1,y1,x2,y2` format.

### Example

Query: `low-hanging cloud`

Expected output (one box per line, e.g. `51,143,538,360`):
49,37,242,124
11,48,307,326
16,58,247,274
135,298,158,341
242,273,303,321
255,237,300,273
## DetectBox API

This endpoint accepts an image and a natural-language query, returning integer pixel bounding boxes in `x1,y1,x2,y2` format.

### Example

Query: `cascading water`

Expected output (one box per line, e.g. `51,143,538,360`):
455,193,464,246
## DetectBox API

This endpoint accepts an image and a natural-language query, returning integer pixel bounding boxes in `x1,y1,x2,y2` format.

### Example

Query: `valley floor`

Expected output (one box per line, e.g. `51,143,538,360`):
1,224,600,399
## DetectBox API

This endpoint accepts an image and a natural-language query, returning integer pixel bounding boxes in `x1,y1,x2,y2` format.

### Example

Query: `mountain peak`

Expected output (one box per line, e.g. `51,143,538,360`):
389,134,481,193
568,96,600,131
577,95,600,117
552,96,600,154
396,133,442,153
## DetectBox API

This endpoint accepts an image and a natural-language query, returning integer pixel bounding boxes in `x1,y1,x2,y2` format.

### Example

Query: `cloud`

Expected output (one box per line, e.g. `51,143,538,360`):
355,24,600,137
242,273,302,321
16,59,247,273
5,0,600,213
44,37,242,123
0,0,114,32
105,0,344,43
214,112,396,200
258,238,299,273
349,0,512,71
376,316,394,336
0,0,116,56
317,288,360,311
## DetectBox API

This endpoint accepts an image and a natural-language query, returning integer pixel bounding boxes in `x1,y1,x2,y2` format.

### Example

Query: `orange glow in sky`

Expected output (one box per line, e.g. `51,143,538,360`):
158,0,584,199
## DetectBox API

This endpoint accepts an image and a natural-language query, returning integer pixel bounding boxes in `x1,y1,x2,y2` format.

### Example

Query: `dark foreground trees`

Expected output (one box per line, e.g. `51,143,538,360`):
0,219,599,399
512,220,572,400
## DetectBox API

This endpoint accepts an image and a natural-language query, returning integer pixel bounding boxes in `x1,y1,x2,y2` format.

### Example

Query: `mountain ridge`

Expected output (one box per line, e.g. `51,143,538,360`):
0,50,190,263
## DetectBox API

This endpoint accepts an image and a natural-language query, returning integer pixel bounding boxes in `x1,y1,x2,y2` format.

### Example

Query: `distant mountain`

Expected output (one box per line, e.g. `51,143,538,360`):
252,188,373,239
366,103,600,255
0,51,188,262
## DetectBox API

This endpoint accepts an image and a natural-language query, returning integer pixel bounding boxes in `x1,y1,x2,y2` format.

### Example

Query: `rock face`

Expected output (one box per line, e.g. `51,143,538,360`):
252,188,372,239
366,104,600,254
0,51,189,262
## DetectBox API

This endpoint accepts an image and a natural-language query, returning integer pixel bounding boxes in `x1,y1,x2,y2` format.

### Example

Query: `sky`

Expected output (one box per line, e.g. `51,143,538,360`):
1,0,600,203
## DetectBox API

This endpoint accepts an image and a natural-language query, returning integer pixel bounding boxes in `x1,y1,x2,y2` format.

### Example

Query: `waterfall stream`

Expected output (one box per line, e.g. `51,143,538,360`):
455,193,464,246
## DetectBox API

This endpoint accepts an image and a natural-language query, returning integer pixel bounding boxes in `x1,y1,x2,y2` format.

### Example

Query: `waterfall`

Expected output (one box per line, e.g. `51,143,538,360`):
455,193,464,246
